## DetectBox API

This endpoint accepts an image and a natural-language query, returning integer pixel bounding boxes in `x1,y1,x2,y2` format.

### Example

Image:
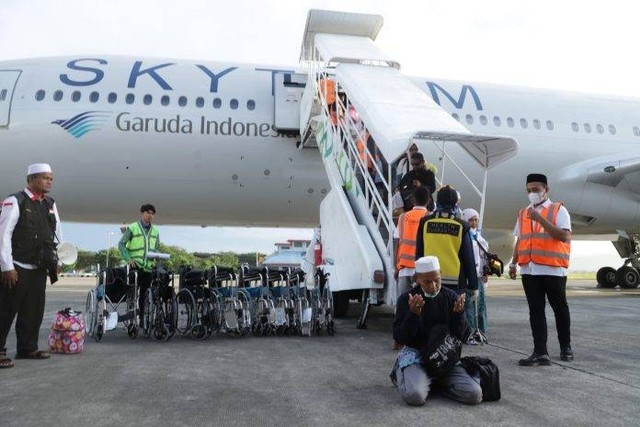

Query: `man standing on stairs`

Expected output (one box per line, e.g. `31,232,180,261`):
397,153,436,212
392,186,431,350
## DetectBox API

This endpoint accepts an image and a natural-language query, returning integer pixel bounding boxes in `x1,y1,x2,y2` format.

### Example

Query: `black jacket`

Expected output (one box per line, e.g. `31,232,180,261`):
393,285,466,351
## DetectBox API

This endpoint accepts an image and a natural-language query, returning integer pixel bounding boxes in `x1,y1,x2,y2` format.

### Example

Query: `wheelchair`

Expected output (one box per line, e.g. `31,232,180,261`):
176,266,215,339
85,266,139,341
309,268,335,335
210,265,252,336
239,265,276,337
140,266,178,341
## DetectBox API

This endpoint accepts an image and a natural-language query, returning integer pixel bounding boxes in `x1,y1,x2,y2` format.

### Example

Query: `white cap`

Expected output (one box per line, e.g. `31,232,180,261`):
26,163,52,175
462,208,479,221
415,256,440,273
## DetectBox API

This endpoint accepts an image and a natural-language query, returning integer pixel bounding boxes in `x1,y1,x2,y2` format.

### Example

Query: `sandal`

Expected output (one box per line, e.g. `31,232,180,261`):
0,357,14,369
15,350,50,360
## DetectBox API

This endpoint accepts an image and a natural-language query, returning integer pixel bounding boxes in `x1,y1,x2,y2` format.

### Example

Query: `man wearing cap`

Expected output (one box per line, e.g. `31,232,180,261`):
397,153,437,212
415,185,478,298
391,256,482,406
509,173,573,366
119,204,160,324
0,163,63,368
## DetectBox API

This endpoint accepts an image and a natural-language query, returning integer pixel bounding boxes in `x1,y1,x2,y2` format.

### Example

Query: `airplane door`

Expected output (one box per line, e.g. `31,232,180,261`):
0,70,22,128
274,72,306,132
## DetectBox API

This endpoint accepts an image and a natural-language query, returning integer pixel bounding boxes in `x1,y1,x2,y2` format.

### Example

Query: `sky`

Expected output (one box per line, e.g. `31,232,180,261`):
1,0,636,268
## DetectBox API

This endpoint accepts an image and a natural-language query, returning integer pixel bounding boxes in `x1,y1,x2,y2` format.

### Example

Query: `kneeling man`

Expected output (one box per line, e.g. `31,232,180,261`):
391,256,482,406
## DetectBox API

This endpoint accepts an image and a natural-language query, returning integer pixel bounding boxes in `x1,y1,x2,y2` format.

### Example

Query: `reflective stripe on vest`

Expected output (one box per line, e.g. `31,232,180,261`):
126,221,159,271
396,209,428,270
421,216,463,284
516,202,571,268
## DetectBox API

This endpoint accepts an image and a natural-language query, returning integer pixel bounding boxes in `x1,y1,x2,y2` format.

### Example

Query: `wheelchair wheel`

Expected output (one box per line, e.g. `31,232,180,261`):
164,296,178,340
127,322,139,339
142,289,154,338
191,324,207,340
176,288,196,337
85,290,97,337
153,323,170,341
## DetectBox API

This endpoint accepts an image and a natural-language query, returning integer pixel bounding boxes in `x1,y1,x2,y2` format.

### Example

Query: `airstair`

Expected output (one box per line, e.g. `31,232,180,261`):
294,10,519,327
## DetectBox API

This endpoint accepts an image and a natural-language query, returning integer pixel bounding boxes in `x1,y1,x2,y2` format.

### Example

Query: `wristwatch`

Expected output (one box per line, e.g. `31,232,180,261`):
508,263,517,269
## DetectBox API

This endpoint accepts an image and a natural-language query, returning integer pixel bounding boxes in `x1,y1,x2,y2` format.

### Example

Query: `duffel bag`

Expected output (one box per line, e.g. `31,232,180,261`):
460,356,501,401
48,308,86,354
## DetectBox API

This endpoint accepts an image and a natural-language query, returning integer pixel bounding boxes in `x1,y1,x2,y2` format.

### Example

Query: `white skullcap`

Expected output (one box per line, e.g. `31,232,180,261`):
415,256,440,273
26,163,52,175
462,208,479,221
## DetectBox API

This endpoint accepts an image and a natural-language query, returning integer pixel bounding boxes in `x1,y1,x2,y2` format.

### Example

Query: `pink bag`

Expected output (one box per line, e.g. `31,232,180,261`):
48,308,86,354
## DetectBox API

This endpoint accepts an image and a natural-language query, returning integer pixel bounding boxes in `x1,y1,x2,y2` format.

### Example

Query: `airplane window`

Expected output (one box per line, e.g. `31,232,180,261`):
178,96,187,107
533,119,541,130
108,92,117,103
143,94,152,105
161,95,170,106
35,90,45,101
213,98,222,109
633,126,640,137
493,116,501,126
520,118,528,129
479,115,488,125
71,91,81,102
546,120,554,130
247,100,256,111
196,97,205,108
53,90,63,101
571,122,579,132
0,89,6,101
609,125,617,135
596,124,604,134
451,113,459,121
125,93,135,104
89,91,99,103
465,114,474,124
507,117,514,128
584,123,592,133
230,99,239,110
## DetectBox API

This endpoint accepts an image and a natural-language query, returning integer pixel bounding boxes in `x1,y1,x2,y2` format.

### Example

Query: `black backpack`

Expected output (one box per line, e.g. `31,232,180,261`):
460,356,501,401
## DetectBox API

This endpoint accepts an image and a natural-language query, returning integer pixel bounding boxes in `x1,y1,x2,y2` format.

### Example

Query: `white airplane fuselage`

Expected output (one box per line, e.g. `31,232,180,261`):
1,56,640,239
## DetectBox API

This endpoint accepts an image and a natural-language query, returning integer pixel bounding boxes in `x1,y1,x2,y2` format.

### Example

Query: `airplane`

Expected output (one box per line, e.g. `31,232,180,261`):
1,10,639,320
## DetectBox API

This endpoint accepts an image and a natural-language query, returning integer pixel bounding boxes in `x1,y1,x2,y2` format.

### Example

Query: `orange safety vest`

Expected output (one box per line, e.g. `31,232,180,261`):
396,208,429,270
318,78,336,105
516,202,571,268
356,132,374,171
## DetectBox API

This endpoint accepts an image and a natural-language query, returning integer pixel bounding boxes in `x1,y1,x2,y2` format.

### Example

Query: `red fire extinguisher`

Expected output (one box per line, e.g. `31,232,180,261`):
314,241,322,266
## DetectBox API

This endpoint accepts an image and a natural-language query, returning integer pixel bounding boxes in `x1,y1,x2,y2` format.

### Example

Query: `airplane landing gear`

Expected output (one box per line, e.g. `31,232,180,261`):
596,267,617,288
597,234,640,289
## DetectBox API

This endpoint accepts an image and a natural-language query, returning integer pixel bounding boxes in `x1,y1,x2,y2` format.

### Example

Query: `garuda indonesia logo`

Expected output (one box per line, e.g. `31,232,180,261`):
51,111,111,138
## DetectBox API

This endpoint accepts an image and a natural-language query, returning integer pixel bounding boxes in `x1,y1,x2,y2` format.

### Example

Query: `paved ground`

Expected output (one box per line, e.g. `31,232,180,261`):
1,278,639,427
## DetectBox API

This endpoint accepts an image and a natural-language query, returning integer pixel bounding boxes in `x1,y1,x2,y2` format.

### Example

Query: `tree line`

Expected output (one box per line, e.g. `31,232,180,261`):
69,244,266,272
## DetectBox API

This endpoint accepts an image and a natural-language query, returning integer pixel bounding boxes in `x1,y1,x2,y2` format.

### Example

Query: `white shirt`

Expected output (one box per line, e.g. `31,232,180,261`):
394,206,428,277
470,230,489,277
513,199,571,277
0,188,62,271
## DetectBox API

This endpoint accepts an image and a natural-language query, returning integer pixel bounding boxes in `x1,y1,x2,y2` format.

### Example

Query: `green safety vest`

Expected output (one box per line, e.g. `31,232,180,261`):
126,221,159,271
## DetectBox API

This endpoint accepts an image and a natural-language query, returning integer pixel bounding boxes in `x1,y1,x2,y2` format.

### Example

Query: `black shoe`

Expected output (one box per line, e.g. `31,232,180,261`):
518,352,551,366
560,347,574,362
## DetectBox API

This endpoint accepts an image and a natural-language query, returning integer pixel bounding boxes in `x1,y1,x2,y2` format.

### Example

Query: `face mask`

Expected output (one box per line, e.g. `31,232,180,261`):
423,287,441,299
528,191,545,205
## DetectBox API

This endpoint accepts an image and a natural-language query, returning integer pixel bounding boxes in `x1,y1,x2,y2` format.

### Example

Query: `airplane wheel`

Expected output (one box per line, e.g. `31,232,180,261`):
596,267,617,288
616,266,640,289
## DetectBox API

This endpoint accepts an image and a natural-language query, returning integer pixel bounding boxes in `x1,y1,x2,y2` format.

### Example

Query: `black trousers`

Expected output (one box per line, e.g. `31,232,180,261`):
137,270,152,321
521,274,571,354
0,265,48,354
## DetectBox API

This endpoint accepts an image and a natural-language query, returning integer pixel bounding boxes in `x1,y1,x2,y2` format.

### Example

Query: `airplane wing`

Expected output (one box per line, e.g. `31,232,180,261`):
585,155,640,191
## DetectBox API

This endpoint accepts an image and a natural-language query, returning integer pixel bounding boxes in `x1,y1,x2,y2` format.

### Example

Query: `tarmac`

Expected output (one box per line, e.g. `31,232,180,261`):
1,278,639,427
